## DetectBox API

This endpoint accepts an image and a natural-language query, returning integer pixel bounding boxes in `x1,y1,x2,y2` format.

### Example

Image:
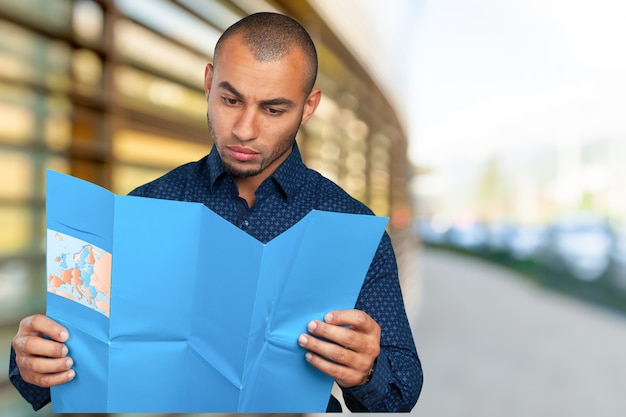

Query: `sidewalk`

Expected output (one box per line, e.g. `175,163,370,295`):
411,247,626,417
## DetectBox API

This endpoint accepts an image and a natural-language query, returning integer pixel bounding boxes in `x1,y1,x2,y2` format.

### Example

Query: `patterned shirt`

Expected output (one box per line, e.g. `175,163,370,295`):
9,144,422,412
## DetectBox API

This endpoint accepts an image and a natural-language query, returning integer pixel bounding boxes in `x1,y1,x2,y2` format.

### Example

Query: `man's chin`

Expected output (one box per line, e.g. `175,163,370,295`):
224,163,262,178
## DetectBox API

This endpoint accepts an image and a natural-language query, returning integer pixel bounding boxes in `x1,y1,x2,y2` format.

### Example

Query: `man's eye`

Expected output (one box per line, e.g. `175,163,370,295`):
222,97,239,105
266,107,284,115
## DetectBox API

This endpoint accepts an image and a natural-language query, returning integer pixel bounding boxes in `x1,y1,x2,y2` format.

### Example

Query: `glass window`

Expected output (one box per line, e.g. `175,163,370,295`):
0,84,71,149
44,94,71,150
113,129,210,168
116,0,221,56
41,155,70,178
0,101,35,144
115,66,206,124
112,164,172,195
0,20,71,91
0,259,32,313
115,19,207,88
369,133,391,215
72,48,103,94
0,0,71,33
0,205,32,255
72,0,103,46
112,129,210,194
0,150,33,200
176,0,243,31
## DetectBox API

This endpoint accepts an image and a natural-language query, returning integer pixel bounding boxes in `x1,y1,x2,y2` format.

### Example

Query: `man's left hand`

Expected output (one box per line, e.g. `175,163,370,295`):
298,309,380,387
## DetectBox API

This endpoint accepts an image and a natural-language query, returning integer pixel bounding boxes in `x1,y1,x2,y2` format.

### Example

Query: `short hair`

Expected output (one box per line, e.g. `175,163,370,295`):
213,12,318,93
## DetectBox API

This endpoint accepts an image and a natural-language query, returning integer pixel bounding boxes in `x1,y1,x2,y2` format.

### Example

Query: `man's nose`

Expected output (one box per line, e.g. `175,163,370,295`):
232,107,259,141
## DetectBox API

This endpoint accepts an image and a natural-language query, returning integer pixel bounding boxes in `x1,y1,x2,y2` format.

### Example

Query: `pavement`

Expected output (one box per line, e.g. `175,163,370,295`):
314,244,626,416
410,247,626,416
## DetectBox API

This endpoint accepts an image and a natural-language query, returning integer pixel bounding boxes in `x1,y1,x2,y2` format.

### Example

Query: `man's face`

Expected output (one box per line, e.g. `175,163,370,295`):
204,36,320,181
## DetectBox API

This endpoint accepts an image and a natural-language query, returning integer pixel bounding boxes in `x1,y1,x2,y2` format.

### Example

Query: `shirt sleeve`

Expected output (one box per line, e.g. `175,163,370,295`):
341,232,423,411
8,347,52,411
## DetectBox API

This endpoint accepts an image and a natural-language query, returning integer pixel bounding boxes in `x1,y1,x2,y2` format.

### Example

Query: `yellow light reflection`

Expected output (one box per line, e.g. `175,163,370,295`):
73,0,103,43
0,151,32,199
345,173,366,200
346,152,366,172
347,119,369,142
112,164,171,195
115,66,206,121
41,156,70,177
44,95,71,150
0,54,34,83
370,198,390,217
0,206,31,255
0,103,33,144
72,48,102,90
115,19,208,89
113,129,210,167
320,141,340,161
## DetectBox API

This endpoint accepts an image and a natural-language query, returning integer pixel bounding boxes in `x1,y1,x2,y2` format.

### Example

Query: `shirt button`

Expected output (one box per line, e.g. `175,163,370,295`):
241,220,249,229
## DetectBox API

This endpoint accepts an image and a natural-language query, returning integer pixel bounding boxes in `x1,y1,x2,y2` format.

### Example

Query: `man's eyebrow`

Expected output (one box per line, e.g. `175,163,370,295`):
217,81,243,99
260,97,296,108
217,81,295,108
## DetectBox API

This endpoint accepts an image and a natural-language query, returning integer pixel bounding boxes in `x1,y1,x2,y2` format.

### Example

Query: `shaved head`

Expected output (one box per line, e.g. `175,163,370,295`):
213,12,318,94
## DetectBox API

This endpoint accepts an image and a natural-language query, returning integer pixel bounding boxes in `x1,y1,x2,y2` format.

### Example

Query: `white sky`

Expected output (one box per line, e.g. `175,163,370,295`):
407,0,626,168
313,0,626,169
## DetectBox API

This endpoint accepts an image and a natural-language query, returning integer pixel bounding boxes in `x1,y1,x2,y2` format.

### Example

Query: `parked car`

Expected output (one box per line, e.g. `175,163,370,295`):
415,217,449,245
445,220,488,252
608,231,626,291
485,221,513,254
505,224,546,261
539,212,614,282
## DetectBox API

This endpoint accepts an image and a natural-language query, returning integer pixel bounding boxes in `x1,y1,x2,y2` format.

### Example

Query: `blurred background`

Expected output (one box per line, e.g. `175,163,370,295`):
1,0,625,416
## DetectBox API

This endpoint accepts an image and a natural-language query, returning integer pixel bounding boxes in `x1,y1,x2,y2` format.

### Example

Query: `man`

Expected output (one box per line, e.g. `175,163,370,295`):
10,12,422,412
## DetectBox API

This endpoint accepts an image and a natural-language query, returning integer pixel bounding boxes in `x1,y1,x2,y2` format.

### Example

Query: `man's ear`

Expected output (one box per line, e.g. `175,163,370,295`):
301,88,322,126
204,63,213,100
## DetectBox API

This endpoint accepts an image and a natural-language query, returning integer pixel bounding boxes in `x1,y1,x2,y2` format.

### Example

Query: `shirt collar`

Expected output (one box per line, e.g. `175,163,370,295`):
206,143,307,200
207,146,226,191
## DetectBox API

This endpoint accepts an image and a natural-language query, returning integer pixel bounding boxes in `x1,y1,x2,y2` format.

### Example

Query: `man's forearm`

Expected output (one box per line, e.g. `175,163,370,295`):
342,348,422,411
9,347,52,410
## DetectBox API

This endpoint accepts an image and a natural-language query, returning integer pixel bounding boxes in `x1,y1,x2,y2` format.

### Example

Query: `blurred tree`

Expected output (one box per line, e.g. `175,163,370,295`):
475,155,507,221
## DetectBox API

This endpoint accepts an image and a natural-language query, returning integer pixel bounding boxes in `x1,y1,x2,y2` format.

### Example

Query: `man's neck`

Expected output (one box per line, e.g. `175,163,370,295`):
232,143,296,207
234,176,260,207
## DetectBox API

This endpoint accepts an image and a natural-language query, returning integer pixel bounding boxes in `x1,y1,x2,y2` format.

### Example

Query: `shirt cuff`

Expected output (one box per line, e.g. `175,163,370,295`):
341,350,391,410
9,347,51,411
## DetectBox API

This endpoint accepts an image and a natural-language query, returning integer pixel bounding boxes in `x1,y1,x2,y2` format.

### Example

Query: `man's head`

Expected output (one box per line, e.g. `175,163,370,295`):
214,12,318,94
203,12,322,192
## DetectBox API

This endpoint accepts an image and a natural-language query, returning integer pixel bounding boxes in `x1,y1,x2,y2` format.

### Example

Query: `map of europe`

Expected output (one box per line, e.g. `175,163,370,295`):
47,230,112,318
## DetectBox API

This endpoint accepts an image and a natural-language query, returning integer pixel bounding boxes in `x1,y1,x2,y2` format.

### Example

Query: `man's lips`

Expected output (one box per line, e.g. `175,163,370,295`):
228,146,258,162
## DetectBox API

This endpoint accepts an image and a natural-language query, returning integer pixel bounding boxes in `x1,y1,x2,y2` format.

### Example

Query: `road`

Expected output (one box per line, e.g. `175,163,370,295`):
408,247,626,416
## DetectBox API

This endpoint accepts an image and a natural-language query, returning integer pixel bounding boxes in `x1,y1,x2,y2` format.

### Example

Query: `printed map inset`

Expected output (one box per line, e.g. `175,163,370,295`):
47,230,111,317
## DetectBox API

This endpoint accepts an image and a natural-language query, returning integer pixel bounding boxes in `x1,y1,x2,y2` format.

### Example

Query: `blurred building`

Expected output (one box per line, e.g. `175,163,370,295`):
0,0,416,415
416,135,626,229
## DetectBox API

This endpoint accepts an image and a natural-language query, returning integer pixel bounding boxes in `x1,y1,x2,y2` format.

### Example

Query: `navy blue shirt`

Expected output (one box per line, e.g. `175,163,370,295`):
9,144,422,412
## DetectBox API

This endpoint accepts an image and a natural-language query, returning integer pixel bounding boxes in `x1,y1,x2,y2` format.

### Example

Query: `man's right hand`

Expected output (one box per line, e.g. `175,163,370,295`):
11,314,75,387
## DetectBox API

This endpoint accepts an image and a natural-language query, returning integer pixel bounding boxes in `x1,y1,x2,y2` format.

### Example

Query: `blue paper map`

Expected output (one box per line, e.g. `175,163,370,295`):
45,170,388,413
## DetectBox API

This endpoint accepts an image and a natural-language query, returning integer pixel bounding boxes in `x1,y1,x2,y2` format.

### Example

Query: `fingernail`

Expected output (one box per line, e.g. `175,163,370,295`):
325,312,333,322
307,321,317,331
61,345,68,356
67,369,75,380
66,358,73,369
60,330,69,341
305,352,312,362
298,334,308,346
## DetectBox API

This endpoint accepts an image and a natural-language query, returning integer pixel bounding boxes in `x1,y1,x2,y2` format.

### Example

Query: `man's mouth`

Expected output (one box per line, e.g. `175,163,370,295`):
228,146,258,162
